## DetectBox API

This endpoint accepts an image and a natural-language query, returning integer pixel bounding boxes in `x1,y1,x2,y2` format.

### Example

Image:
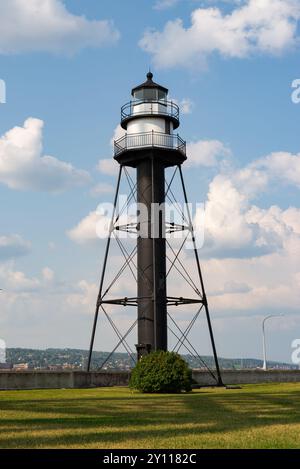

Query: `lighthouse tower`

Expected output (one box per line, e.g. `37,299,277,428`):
87,73,222,385
116,72,185,358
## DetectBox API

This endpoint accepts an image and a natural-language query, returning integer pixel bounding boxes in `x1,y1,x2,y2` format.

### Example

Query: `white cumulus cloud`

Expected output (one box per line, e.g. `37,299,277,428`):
89,183,114,197
96,125,125,177
110,125,126,147
153,0,180,10
196,174,253,256
252,151,300,188
193,146,300,258
171,97,195,114
67,210,112,244
0,117,90,192
0,263,40,293
179,98,195,115
187,139,231,167
0,234,31,260
0,0,120,55
140,0,300,69
97,159,119,177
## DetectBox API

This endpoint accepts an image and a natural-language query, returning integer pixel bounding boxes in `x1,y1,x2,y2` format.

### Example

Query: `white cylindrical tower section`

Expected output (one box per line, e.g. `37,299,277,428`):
127,117,174,135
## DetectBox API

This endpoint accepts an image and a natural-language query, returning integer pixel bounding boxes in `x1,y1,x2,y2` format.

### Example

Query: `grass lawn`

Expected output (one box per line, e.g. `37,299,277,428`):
0,383,300,449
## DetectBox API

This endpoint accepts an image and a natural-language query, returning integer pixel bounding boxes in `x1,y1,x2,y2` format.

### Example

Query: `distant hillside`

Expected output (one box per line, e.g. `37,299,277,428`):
4,348,297,371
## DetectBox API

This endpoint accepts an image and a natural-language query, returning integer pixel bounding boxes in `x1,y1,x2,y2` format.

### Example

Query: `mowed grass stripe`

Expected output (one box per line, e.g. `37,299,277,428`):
0,383,299,448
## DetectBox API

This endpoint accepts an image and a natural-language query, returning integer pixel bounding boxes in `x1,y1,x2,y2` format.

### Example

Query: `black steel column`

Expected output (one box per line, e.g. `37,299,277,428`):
136,155,167,358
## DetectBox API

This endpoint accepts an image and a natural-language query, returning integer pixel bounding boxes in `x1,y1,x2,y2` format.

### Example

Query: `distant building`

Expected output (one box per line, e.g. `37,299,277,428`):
0,362,12,370
13,363,31,371
47,365,63,371
62,363,77,370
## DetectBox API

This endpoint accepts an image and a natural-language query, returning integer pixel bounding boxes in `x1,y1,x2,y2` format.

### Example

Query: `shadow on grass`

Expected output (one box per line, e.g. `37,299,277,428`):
0,385,300,448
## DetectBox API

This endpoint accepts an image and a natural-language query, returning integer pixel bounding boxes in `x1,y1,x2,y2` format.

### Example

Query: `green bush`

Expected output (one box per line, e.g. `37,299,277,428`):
129,351,192,393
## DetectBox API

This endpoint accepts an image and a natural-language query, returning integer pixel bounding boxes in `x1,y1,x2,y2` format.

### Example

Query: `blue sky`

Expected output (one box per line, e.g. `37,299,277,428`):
0,0,300,363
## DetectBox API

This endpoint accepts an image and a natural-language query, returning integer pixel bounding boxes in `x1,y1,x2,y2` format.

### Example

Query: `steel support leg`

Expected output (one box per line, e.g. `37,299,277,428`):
178,165,223,386
87,165,123,372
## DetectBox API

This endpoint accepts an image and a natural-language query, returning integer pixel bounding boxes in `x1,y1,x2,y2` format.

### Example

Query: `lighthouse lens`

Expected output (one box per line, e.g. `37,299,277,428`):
143,89,157,101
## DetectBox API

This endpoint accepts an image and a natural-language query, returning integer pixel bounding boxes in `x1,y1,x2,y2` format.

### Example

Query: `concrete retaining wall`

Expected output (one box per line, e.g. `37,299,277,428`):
0,371,74,390
192,369,300,386
74,371,131,389
0,371,130,390
0,369,299,390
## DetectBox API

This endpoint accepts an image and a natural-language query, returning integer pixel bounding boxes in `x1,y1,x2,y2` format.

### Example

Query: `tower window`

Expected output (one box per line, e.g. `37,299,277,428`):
134,90,144,100
133,88,167,101
158,89,167,101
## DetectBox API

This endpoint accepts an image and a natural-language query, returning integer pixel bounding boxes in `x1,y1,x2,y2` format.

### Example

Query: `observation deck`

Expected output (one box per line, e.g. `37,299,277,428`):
114,131,186,167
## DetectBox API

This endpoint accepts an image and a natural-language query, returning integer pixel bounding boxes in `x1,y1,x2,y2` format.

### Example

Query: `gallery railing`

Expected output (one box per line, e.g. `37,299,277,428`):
114,131,186,157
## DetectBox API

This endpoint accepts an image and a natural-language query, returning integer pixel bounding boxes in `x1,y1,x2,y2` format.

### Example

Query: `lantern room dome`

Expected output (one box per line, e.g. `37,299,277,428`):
131,72,168,101
120,72,180,130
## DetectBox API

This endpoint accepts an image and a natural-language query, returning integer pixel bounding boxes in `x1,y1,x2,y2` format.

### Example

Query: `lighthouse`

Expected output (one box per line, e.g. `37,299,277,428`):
87,73,222,385
116,72,185,358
